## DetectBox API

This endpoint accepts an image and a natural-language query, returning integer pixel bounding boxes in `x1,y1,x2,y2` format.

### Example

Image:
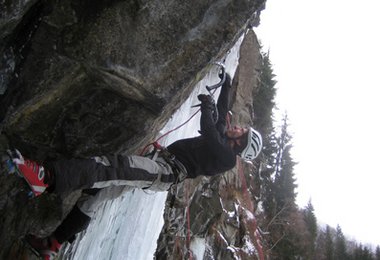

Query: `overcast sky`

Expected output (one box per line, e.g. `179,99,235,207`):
255,0,380,247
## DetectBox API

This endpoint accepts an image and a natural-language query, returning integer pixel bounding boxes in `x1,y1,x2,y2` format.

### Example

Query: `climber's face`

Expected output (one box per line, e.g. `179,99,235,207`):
226,126,248,139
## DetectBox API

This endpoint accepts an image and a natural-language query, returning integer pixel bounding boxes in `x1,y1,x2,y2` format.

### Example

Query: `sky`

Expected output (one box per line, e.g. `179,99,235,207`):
255,0,380,247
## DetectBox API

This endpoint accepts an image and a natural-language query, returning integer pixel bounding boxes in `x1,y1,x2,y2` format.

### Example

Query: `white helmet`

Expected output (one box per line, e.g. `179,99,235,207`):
240,127,263,161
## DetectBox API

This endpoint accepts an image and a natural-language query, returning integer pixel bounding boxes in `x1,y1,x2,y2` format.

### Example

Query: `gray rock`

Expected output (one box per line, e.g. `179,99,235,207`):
1,0,265,158
0,0,266,258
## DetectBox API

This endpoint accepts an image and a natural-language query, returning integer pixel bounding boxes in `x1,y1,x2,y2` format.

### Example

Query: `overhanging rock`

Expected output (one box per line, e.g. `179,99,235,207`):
0,0,265,158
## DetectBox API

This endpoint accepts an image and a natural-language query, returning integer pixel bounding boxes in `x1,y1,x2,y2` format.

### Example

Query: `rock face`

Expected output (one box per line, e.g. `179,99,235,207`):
155,30,264,260
0,0,265,259
1,0,264,158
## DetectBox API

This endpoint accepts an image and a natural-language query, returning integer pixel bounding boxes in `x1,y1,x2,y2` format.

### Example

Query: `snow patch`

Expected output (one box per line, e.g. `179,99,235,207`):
190,237,206,259
243,207,255,221
242,235,256,255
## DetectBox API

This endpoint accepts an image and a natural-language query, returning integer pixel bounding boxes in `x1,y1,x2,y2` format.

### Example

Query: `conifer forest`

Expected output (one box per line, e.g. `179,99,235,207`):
254,50,380,260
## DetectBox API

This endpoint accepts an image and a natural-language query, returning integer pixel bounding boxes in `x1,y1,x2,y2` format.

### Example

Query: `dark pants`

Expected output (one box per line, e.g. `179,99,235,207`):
48,154,178,243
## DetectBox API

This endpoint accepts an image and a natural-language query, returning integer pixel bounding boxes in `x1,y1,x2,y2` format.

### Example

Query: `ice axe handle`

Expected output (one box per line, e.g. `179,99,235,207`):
206,66,226,92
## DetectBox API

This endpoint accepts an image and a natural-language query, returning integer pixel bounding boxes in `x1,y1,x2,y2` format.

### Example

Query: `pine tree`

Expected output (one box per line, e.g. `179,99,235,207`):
265,115,305,259
303,200,318,258
353,244,364,260
375,246,380,260
253,51,277,134
350,243,375,260
315,228,328,260
273,115,297,209
325,226,334,260
362,246,374,260
252,49,278,231
334,225,348,260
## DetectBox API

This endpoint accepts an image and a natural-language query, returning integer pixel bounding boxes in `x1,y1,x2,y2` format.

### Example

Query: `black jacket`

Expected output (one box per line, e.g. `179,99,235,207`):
167,76,236,178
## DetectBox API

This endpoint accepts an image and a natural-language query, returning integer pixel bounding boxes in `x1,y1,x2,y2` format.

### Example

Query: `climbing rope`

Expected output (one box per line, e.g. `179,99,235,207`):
139,107,201,156
140,62,226,156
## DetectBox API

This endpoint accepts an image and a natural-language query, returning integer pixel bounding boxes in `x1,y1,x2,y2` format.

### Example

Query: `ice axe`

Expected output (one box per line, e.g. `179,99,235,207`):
192,62,226,124
206,62,226,92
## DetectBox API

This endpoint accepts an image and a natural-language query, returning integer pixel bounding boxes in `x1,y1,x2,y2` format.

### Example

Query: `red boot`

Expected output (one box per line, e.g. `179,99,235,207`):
25,235,62,260
8,149,49,196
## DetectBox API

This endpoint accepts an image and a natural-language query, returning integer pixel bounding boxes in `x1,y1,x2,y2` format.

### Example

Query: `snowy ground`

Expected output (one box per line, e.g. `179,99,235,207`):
63,35,243,260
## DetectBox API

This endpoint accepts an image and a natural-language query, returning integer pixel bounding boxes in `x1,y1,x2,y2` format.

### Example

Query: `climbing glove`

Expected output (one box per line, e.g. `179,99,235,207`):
197,94,218,123
197,94,215,110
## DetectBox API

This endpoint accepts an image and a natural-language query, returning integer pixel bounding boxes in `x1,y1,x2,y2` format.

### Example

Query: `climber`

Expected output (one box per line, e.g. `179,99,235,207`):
5,71,263,259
